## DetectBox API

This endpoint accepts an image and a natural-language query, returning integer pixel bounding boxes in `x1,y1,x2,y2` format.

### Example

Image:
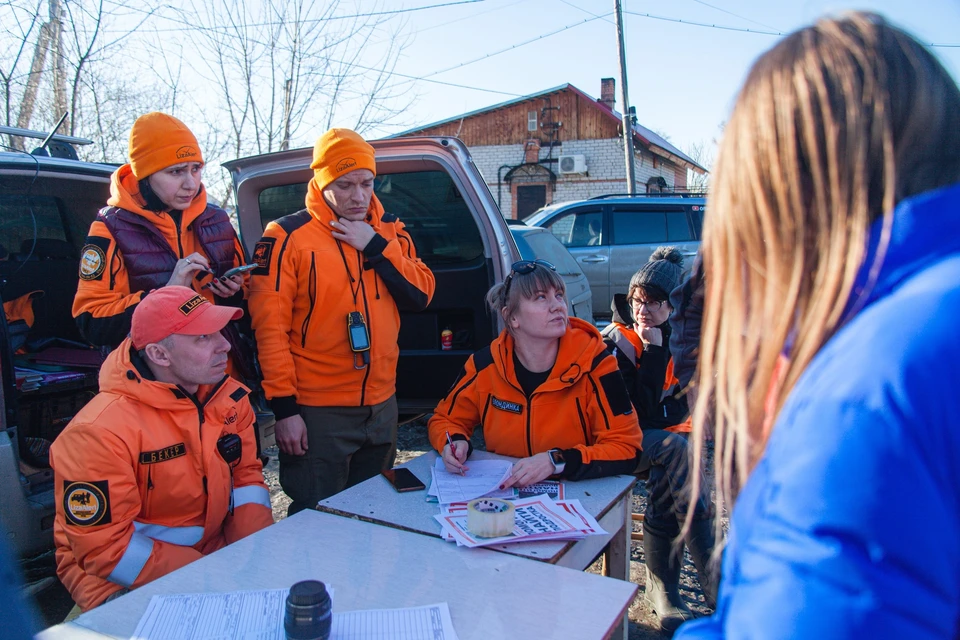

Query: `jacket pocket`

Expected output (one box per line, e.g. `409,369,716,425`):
301,253,317,348
575,398,590,444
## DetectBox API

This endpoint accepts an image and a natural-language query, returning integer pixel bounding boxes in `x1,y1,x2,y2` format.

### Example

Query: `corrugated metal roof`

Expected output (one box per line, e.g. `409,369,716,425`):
388,83,706,173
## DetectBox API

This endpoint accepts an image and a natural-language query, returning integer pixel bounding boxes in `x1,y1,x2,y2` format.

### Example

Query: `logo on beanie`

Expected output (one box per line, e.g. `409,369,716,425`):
176,146,199,160
336,157,357,173
178,294,206,316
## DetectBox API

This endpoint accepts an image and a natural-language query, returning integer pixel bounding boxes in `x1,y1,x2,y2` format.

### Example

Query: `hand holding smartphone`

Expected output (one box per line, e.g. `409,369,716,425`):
381,467,426,492
202,263,257,289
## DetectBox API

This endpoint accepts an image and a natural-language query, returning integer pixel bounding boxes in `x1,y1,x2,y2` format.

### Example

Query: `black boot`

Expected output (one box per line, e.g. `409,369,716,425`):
643,528,694,635
685,518,719,609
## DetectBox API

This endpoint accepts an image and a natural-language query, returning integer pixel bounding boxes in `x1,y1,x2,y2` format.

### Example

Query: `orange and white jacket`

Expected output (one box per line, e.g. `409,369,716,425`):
49,339,273,611
428,317,643,480
247,178,435,417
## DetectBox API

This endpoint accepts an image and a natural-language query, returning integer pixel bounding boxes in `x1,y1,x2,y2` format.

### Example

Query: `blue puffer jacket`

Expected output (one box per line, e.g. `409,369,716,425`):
677,183,960,640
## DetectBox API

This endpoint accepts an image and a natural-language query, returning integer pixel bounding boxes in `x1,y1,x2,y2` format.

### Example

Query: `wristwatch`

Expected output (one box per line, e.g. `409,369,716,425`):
548,448,565,475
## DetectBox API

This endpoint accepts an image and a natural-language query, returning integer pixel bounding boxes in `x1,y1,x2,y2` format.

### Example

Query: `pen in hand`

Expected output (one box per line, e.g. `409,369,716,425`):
445,431,465,476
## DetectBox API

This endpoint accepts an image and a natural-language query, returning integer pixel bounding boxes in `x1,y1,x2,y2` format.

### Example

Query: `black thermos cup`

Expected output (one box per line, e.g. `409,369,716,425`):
284,580,332,640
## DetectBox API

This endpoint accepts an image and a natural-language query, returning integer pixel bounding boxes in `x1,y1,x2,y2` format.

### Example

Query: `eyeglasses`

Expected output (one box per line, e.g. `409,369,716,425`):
504,259,556,298
629,297,664,311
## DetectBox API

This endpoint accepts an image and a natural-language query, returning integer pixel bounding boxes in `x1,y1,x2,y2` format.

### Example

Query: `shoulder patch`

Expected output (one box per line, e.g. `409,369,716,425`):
381,212,398,223
275,210,312,235
598,371,634,416
139,443,186,465
252,237,276,277
79,236,110,281
230,387,248,402
473,346,494,372
62,480,111,527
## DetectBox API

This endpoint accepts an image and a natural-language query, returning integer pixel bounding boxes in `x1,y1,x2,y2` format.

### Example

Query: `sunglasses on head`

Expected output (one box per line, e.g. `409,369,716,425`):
504,259,556,298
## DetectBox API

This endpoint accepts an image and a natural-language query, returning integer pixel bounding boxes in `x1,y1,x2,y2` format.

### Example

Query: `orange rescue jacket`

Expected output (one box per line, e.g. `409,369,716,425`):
49,339,273,611
428,317,642,479
247,178,435,415
72,165,246,347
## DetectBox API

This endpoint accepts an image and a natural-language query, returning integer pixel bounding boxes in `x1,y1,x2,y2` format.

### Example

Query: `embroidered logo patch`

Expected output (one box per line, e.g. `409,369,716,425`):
63,480,111,527
139,443,186,465
176,145,199,160
252,238,275,276
79,245,106,280
222,409,239,427
491,396,523,414
178,294,206,315
336,157,357,173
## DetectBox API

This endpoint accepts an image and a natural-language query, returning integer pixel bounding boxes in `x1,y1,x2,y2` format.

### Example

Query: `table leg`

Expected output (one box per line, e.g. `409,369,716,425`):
603,496,631,640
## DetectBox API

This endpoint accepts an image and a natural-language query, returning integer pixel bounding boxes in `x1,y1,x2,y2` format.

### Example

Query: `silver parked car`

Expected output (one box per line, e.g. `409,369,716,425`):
508,223,593,321
526,194,704,320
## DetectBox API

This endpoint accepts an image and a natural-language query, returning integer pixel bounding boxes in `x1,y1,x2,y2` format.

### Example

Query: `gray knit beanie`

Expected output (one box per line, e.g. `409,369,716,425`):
629,246,684,299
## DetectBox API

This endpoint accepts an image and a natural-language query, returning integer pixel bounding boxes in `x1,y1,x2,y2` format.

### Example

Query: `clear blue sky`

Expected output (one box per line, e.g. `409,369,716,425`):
368,0,960,165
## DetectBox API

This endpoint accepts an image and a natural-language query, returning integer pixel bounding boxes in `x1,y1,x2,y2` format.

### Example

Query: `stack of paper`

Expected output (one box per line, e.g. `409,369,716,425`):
14,367,43,392
434,494,607,548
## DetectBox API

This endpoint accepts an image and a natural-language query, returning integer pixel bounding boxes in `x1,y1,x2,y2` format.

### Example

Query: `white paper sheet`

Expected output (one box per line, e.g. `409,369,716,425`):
132,589,459,640
429,459,514,504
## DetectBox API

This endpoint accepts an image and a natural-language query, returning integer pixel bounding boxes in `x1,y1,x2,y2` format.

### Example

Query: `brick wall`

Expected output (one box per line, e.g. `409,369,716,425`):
467,138,679,219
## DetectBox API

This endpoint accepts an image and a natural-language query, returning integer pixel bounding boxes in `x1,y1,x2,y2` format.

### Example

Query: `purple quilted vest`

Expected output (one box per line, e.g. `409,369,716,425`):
97,205,238,291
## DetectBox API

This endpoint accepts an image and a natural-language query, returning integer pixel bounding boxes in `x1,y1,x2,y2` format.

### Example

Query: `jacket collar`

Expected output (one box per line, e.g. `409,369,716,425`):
845,181,960,322
106,164,209,229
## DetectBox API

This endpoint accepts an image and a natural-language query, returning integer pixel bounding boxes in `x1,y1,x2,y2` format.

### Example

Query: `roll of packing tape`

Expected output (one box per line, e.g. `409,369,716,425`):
466,498,516,538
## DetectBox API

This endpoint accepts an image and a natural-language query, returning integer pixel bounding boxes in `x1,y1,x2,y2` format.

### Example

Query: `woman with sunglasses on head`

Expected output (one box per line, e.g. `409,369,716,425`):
602,247,718,633
676,13,960,639
427,260,642,488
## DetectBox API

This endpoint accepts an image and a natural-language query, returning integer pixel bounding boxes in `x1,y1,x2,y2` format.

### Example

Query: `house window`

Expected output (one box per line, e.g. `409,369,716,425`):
527,110,538,132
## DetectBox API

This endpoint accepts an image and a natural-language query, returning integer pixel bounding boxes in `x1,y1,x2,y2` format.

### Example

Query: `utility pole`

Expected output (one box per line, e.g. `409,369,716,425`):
614,0,636,195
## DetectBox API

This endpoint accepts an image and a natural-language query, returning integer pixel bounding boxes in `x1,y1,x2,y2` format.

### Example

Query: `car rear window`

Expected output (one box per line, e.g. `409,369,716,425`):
256,170,484,267
0,194,68,256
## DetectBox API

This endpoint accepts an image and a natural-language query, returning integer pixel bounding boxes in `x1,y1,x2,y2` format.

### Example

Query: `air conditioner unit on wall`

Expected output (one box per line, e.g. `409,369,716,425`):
558,154,588,174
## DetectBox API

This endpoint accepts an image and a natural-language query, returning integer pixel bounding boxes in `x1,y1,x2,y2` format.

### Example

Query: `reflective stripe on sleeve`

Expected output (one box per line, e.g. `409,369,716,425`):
133,521,204,546
232,485,272,509
107,531,153,587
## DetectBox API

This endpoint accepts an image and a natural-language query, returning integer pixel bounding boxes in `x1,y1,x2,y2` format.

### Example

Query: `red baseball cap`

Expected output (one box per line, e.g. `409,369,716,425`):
131,286,242,349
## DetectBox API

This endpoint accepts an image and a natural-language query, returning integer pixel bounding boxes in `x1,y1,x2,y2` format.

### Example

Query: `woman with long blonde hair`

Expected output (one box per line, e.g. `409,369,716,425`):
677,12,960,638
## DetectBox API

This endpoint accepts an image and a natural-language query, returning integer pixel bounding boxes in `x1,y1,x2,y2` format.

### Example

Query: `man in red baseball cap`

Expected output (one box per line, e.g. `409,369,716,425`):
50,286,273,613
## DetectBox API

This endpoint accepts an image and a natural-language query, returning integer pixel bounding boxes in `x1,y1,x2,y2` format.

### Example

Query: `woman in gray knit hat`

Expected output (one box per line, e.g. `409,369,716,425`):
601,247,719,633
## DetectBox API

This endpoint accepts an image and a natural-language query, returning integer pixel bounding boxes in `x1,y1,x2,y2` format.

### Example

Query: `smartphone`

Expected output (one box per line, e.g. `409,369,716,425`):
381,467,426,492
222,263,258,279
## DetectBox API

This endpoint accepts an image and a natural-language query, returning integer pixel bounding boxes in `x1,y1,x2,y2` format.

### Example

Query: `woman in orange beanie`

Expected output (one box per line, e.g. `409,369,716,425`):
72,112,256,383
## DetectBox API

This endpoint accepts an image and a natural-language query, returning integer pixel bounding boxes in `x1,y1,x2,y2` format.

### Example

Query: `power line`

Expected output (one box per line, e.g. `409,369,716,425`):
102,0,485,35
414,0,530,35
421,11,613,78
624,10,783,36
685,0,782,33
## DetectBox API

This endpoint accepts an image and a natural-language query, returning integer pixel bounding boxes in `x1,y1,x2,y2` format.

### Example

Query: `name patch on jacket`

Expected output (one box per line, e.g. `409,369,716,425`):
252,237,275,276
491,396,523,414
139,443,187,465
63,480,111,527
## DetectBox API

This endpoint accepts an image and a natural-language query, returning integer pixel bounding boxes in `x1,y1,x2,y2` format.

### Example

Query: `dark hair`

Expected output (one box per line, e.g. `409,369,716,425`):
138,177,168,212
632,283,669,304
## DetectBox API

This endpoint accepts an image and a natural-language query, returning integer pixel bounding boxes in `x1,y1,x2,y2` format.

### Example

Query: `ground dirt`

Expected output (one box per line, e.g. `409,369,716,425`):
33,418,719,639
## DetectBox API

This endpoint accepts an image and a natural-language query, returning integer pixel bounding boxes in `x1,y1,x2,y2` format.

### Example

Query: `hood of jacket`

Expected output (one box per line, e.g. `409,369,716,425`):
491,316,608,392
609,293,634,326
98,337,229,411
304,176,387,235
106,164,209,230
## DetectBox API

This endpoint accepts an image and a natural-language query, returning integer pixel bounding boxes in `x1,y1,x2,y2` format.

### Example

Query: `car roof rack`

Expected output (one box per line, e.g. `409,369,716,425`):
0,116,92,161
588,191,707,200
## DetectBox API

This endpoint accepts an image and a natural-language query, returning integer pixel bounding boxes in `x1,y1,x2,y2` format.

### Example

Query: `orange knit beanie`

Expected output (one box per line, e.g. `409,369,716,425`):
128,112,204,180
310,128,376,188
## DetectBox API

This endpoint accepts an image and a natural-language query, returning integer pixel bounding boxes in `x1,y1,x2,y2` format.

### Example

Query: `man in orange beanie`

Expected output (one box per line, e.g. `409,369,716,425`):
248,128,435,514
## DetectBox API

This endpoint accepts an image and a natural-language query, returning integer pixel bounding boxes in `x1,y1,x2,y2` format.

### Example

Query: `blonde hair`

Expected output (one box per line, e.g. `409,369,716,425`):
486,264,566,334
689,13,960,538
